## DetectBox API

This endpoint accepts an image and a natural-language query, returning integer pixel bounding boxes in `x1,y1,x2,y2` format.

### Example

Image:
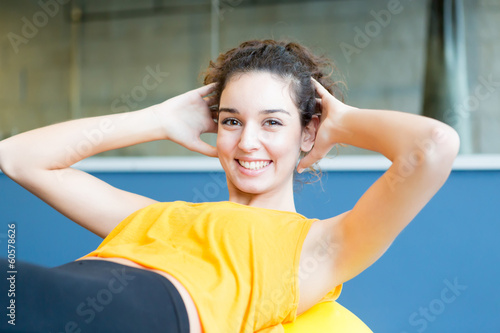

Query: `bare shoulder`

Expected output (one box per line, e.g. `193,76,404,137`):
296,212,348,315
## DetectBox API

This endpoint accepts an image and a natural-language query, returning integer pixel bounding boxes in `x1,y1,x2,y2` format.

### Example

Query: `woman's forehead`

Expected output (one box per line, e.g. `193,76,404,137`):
220,72,299,113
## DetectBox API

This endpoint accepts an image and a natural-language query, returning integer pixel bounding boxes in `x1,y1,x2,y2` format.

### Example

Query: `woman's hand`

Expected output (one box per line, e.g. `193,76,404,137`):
297,78,354,173
298,79,459,288
152,83,218,157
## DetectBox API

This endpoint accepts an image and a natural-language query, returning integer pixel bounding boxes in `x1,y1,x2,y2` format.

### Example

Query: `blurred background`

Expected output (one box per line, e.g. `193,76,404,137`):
1,1,499,332
1,0,499,156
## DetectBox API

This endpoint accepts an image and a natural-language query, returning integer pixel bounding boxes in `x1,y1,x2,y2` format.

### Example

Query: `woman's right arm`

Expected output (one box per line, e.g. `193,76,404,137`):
0,84,217,238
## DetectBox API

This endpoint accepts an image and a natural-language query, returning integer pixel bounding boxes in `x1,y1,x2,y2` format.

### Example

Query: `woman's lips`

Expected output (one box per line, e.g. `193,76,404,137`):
237,159,271,170
235,159,273,175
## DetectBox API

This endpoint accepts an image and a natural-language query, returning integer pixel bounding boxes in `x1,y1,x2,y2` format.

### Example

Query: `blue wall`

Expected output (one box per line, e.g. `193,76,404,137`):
1,170,499,332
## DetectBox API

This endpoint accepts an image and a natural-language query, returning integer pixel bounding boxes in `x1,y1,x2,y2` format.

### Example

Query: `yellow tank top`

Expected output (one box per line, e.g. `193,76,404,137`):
82,201,341,332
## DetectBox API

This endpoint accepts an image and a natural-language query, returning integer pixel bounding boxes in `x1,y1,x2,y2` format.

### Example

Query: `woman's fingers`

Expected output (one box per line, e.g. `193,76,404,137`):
297,144,328,173
315,98,323,114
204,96,218,109
196,82,217,97
190,139,218,158
298,79,351,173
206,115,218,133
312,78,345,106
299,80,337,173
298,122,334,172
311,78,330,98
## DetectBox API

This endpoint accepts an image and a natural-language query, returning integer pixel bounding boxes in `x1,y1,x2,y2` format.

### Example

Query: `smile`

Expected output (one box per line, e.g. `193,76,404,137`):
237,160,271,170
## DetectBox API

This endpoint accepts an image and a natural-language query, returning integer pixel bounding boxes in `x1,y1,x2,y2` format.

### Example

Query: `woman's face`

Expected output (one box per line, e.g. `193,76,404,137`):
217,71,315,196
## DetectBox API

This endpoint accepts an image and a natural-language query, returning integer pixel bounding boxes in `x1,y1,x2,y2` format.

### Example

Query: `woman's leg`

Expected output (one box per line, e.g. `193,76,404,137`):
0,259,190,333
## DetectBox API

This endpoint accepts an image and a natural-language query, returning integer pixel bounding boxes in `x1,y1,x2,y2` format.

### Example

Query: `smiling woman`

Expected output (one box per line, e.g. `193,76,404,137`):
204,40,344,211
0,39,459,333
216,71,314,209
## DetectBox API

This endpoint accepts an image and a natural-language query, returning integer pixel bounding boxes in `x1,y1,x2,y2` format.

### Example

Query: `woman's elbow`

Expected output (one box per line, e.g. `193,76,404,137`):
0,138,26,179
420,124,460,181
432,125,460,165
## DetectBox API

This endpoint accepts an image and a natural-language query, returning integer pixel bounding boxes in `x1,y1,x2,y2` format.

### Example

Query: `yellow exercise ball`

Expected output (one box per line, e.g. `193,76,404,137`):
283,301,372,333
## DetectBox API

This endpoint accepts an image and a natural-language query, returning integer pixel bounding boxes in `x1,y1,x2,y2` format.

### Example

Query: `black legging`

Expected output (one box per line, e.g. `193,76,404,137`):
0,259,190,333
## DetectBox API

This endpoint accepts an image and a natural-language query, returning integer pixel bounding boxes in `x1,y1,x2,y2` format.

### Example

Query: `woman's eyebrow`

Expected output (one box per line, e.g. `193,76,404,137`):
218,108,238,114
260,109,291,116
218,108,291,116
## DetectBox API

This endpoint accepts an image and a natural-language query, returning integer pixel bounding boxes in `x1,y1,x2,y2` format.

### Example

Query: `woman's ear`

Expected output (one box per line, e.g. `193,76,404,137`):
300,115,319,152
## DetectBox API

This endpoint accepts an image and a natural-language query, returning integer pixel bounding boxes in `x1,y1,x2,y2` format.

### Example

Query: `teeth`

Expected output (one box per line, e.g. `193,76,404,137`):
238,160,270,170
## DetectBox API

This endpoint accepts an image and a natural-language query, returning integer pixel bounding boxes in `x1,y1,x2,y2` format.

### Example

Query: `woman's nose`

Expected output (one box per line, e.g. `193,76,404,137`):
238,125,261,152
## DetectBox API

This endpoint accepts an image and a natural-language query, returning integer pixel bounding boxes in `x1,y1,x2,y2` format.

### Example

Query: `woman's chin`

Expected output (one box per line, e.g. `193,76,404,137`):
233,182,269,195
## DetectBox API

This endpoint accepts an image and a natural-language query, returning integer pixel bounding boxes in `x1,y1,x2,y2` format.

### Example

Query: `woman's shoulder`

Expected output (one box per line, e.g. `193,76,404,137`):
297,212,348,313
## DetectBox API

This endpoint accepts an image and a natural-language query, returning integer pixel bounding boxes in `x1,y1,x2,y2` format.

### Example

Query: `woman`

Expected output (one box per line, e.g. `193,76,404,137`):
0,40,459,332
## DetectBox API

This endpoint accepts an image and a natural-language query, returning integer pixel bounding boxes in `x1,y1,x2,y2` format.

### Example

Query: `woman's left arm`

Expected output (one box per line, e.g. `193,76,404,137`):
299,79,460,285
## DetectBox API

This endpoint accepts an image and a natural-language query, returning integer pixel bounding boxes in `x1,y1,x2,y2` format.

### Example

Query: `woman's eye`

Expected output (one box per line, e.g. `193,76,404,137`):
221,118,240,126
264,119,283,126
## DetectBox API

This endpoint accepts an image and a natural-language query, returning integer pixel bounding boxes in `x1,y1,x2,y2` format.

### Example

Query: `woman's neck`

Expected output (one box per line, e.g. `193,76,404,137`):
227,180,297,213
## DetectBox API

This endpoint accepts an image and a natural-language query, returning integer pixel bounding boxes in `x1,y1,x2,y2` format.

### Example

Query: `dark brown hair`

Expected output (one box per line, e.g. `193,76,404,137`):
203,39,345,128
204,39,346,185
